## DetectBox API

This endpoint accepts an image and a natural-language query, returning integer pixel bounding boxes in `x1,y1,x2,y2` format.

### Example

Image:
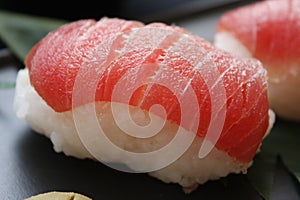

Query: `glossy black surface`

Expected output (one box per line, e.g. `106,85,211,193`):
0,1,300,199
0,0,257,22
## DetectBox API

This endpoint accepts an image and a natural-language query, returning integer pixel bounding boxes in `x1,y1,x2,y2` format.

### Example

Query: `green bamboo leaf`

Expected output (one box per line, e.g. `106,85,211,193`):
0,10,66,62
0,81,15,89
247,118,300,199
247,152,277,200
271,156,300,200
262,119,300,181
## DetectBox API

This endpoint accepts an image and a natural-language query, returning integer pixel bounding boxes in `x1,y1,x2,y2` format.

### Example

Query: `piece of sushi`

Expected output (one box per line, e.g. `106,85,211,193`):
13,17,275,193
214,0,300,121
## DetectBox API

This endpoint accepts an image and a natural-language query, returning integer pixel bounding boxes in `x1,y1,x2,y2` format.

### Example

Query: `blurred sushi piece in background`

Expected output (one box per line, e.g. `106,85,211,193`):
214,0,300,121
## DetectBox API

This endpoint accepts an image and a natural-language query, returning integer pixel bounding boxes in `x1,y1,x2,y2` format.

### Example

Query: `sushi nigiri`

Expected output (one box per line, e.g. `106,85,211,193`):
13,17,275,193
214,0,300,121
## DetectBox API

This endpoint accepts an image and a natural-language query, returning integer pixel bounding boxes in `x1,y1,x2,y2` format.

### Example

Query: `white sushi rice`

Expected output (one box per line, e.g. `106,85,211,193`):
13,68,274,193
214,31,300,121
214,32,252,58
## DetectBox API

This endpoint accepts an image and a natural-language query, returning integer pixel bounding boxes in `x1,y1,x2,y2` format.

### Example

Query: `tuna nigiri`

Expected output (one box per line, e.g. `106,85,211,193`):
13,17,274,193
214,0,300,121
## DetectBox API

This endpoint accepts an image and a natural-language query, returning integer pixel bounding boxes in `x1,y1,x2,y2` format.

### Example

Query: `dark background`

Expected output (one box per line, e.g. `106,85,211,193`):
0,0,258,23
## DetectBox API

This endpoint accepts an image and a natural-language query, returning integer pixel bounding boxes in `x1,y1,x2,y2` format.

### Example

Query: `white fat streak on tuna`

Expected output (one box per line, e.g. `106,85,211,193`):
234,109,275,160
164,34,267,158
71,18,144,107
228,59,267,106
232,109,269,159
199,57,265,119
106,26,182,104
158,34,207,114
104,27,173,98
225,83,266,137
157,35,208,135
88,17,143,42
192,50,230,133
73,35,130,107
215,2,274,130
221,62,268,141
109,26,186,137
72,25,202,172
130,31,206,133
192,50,227,158
133,30,187,108
230,77,267,125
75,18,142,61
158,34,227,158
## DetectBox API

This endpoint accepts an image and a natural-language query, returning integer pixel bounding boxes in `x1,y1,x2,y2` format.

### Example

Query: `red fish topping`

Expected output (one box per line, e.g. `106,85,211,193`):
25,18,270,163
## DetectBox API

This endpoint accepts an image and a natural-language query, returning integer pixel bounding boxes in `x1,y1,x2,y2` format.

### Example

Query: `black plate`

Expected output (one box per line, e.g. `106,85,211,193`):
0,2,300,199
